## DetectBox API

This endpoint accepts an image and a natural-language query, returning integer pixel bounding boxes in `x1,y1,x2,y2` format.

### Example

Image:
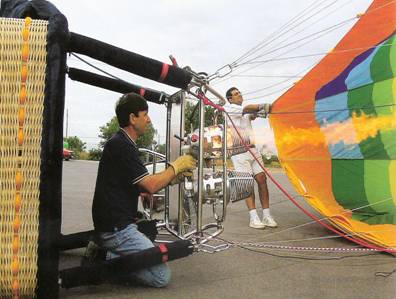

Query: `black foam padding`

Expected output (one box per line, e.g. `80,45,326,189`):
58,230,94,251
1,1,68,298
59,239,193,288
68,68,167,104
38,14,68,299
67,32,193,89
1,0,63,19
58,219,158,251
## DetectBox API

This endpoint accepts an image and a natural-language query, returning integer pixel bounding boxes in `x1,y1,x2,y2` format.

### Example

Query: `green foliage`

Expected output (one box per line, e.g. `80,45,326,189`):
78,151,90,160
262,154,280,167
184,100,224,134
98,116,156,149
270,155,279,163
64,136,86,159
87,147,103,161
99,116,119,148
136,122,156,149
96,115,157,160
155,143,166,155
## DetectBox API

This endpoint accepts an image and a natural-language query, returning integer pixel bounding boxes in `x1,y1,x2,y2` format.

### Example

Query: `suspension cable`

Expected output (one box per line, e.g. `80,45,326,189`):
212,1,396,85
234,0,343,67
212,17,354,85
238,0,354,66
243,42,392,66
231,0,338,67
230,74,303,78
216,0,396,83
212,4,355,83
236,17,355,69
70,53,124,81
242,59,320,100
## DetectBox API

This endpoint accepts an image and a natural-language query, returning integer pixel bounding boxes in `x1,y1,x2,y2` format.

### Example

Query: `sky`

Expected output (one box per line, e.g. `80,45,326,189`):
49,0,373,152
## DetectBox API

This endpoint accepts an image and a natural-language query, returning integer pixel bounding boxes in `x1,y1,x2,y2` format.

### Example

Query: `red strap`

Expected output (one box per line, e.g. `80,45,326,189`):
169,55,178,66
158,243,168,263
158,63,169,82
197,93,225,112
139,88,146,97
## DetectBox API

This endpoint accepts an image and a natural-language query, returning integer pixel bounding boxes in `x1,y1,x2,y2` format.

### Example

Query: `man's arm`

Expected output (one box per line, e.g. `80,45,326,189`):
137,154,196,194
242,104,261,114
137,167,175,194
243,103,271,117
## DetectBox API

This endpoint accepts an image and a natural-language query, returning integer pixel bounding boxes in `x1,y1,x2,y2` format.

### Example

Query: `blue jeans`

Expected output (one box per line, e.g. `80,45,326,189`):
99,224,171,287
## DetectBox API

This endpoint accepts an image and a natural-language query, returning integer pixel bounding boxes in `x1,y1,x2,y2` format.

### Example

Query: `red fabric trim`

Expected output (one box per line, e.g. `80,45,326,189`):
170,56,178,66
158,243,168,263
159,64,169,82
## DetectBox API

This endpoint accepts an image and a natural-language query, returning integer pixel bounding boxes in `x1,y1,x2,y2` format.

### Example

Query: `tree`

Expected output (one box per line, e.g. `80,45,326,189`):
136,122,156,149
87,147,102,161
155,143,166,155
99,116,157,149
95,116,157,160
98,116,119,148
64,136,86,159
184,100,224,134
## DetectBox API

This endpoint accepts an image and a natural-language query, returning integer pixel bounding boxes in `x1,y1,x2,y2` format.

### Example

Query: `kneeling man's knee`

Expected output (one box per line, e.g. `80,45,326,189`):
152,264,171,288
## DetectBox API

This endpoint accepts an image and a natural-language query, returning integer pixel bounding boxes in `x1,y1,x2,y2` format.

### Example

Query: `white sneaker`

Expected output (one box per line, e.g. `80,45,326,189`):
262,215,278,227
249,218,265,229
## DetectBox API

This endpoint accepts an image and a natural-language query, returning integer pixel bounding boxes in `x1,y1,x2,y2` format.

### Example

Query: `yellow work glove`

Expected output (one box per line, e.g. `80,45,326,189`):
170,171,193,185
170,154,197,176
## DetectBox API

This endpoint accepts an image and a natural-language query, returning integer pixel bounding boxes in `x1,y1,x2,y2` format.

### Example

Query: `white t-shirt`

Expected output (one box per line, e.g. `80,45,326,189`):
223,103,255,145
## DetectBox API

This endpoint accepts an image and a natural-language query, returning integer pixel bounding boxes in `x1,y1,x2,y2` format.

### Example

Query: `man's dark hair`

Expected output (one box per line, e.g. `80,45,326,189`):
115,93,148,127
226,87,239,102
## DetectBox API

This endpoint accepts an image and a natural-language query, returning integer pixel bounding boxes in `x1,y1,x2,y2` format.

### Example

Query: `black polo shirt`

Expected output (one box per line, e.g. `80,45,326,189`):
92,129,149,232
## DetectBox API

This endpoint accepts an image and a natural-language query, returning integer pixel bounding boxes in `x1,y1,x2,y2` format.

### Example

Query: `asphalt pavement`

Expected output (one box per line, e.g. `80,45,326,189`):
59,160,396,299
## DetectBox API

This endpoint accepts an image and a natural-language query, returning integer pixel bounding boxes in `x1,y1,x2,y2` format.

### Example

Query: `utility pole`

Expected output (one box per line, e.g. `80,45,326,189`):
65,108,68,138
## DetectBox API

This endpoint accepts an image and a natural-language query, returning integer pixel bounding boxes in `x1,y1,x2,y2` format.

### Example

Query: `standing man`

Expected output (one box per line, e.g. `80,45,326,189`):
225,87,277,229
92,92,196,287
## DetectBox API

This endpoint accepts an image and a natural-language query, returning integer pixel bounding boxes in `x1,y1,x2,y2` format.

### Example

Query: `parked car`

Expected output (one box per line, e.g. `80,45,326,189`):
63,148,73,161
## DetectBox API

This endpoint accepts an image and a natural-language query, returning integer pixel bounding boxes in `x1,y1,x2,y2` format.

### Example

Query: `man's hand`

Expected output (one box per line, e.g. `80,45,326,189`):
139,155,196,194
140,192,153,201
249,113,257,121
170,154,197,176
258,103,271,118
170,171,193,185
139,192,153,209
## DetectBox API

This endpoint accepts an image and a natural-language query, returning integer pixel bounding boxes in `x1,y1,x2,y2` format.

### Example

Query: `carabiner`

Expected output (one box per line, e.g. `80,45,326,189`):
215,64,233,78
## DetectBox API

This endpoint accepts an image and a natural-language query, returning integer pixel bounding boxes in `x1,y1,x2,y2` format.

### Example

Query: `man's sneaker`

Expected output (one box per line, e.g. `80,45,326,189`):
262,215,278,227
249,218,265,229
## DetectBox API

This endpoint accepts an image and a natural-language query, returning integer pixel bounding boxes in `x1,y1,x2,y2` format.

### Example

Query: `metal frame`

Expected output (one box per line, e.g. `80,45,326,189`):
141,89,232,250
140,69,254,251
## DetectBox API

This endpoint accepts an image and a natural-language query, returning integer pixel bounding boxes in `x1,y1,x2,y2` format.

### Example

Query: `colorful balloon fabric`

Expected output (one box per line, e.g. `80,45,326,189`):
270,0,395,249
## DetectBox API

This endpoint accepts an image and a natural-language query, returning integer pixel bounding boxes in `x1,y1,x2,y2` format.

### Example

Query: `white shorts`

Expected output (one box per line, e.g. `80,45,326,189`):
231,148,264,177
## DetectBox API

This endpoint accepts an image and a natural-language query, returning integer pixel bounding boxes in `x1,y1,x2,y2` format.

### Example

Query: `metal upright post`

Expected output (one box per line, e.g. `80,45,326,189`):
197,98,205,236
177,92,186,235
164,102,172,227
65,108,68,138
222,113,228,221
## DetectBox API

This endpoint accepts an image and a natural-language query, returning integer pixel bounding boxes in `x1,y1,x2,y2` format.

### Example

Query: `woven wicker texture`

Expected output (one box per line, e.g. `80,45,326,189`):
0,17,48,298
